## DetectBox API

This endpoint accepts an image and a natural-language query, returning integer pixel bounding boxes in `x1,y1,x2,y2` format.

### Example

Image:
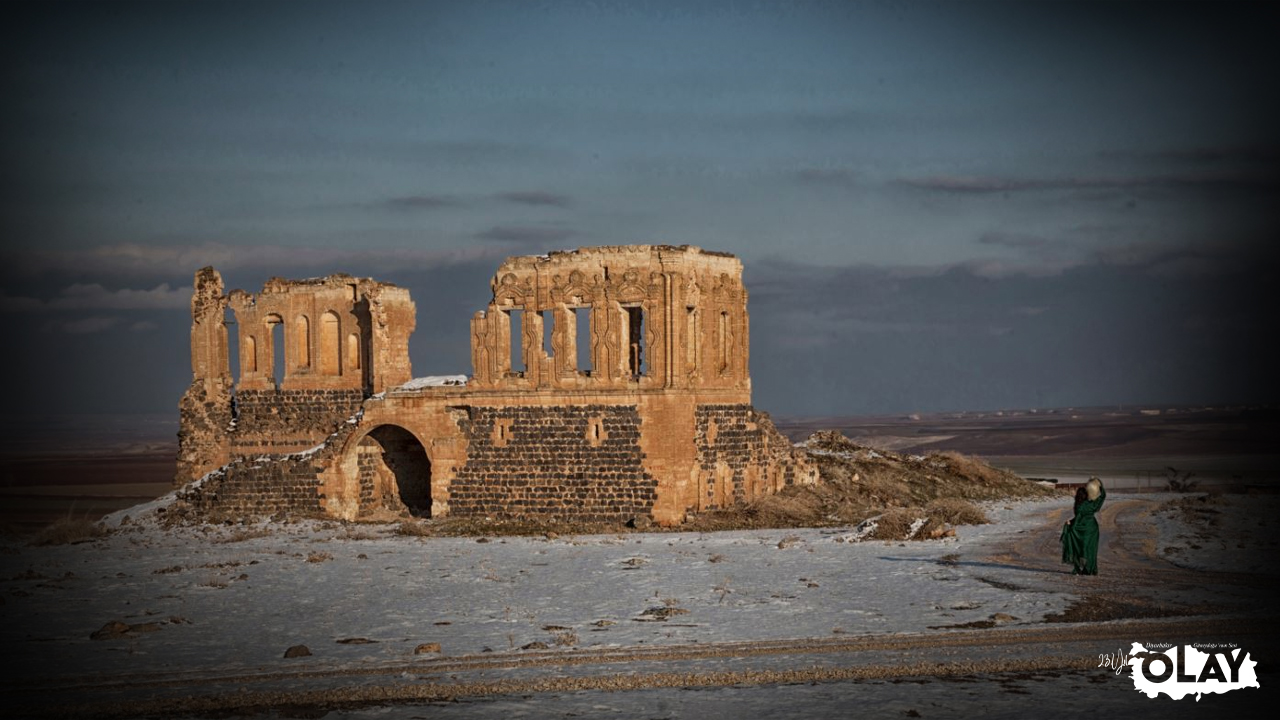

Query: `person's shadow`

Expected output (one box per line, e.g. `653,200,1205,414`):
877,555,1057,575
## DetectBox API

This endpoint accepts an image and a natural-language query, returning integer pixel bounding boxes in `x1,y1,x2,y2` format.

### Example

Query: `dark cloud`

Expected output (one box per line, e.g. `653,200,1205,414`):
495,191,572,208
474,225,575,244
43,316,121,335
900,171,1280,194
748,250,1277,415
0,243,505,282
1,283,190,312
1100,145,1280,166
382,195,466,209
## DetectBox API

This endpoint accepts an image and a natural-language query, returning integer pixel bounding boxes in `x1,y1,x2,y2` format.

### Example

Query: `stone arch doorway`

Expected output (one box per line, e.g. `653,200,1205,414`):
355,425,431,517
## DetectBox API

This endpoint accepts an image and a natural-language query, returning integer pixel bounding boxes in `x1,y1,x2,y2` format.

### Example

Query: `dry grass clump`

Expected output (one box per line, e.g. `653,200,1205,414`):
866,508,925,540
804,430,863,454
395,520,434,537
551,629,579,647
684,431,1044,536
925,497,989,526
927,450,1012,488
31,515,109,546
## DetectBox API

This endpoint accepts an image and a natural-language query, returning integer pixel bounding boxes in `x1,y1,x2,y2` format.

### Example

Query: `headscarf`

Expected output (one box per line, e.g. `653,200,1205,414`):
1086,477,1102,501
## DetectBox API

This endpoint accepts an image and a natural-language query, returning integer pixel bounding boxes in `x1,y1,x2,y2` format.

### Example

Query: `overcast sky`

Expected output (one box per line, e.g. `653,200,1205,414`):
2,0,1277,418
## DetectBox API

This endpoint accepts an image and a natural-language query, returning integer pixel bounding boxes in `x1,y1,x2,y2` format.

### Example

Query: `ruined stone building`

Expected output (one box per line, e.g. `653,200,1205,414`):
176,245,815,525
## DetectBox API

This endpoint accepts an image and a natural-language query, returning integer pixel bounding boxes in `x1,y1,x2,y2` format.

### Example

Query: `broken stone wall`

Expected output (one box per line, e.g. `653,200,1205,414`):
175,246,816,525
175,269,415,486
694,404,818,511
469,245,749,394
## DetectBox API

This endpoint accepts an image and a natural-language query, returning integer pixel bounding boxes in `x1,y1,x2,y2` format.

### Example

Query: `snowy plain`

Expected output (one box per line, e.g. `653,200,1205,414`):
1,494,1271,717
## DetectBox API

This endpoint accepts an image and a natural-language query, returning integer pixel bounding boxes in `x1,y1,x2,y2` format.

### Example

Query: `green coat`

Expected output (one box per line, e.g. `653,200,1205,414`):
1061,485,1106,575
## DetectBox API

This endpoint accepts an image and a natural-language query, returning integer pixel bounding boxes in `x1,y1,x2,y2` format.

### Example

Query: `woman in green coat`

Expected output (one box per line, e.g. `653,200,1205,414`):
1061,477,1105,575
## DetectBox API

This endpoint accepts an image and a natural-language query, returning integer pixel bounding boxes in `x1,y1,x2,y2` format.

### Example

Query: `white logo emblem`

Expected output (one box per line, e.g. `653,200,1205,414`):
1127,643,1259,701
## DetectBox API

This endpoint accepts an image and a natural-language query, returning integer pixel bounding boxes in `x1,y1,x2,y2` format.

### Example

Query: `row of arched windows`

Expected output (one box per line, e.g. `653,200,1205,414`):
238,310,361,381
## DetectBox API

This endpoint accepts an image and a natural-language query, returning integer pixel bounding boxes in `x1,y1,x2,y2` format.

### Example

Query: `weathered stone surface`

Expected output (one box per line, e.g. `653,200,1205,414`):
176,246,815,525
283,644,312,658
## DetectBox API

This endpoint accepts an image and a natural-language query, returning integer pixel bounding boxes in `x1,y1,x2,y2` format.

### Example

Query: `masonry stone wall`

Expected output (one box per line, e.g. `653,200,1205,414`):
448,405,658,522
694,404,813,510
175,378,233,487
229,388,366,453
178,420,362,520
176,246,816,525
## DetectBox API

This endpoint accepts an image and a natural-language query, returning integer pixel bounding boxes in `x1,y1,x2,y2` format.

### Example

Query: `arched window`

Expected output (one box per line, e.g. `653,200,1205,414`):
320,311,340,376
265,314,284,387
346,332,361,372
244,335,257,374
295,315,311,370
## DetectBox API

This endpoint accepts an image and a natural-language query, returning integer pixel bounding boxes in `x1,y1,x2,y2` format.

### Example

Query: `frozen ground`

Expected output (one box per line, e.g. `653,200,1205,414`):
1,494,1274,718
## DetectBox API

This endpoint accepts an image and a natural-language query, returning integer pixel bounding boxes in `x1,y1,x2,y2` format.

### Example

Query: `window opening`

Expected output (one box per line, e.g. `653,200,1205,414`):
507,308,524,375
223,307,239,388
267,316,285,388
718,310,729,373
625,305,645,378
575,307,592,374
686,306,698,372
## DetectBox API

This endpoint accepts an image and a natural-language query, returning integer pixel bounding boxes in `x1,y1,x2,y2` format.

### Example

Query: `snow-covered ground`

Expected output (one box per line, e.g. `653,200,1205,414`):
1150,494,1280,575
2,495,1270,717
0,500,1064,678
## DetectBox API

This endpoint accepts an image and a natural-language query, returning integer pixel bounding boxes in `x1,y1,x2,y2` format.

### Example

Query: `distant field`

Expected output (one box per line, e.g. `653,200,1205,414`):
777,405,1279,491
0,451,174,531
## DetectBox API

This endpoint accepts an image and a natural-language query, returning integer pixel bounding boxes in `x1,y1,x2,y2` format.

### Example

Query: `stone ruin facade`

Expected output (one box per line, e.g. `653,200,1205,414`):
176,245,816,525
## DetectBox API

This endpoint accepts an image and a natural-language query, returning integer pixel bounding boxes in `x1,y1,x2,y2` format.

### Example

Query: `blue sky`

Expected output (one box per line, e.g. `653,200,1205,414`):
2,0,1277,416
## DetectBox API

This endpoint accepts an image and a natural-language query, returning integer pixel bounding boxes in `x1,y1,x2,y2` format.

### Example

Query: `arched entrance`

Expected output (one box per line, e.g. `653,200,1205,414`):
355,425,431,517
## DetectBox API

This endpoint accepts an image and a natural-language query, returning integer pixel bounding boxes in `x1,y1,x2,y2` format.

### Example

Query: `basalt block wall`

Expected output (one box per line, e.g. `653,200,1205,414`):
230,388,365,453
175,246,816,525
175,422,362,521
448,405,658,522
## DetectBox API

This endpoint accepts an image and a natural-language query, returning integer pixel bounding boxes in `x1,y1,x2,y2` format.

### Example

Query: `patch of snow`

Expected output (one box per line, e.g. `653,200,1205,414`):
394,375,468,391
905,517,928,540
837,517,879,542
